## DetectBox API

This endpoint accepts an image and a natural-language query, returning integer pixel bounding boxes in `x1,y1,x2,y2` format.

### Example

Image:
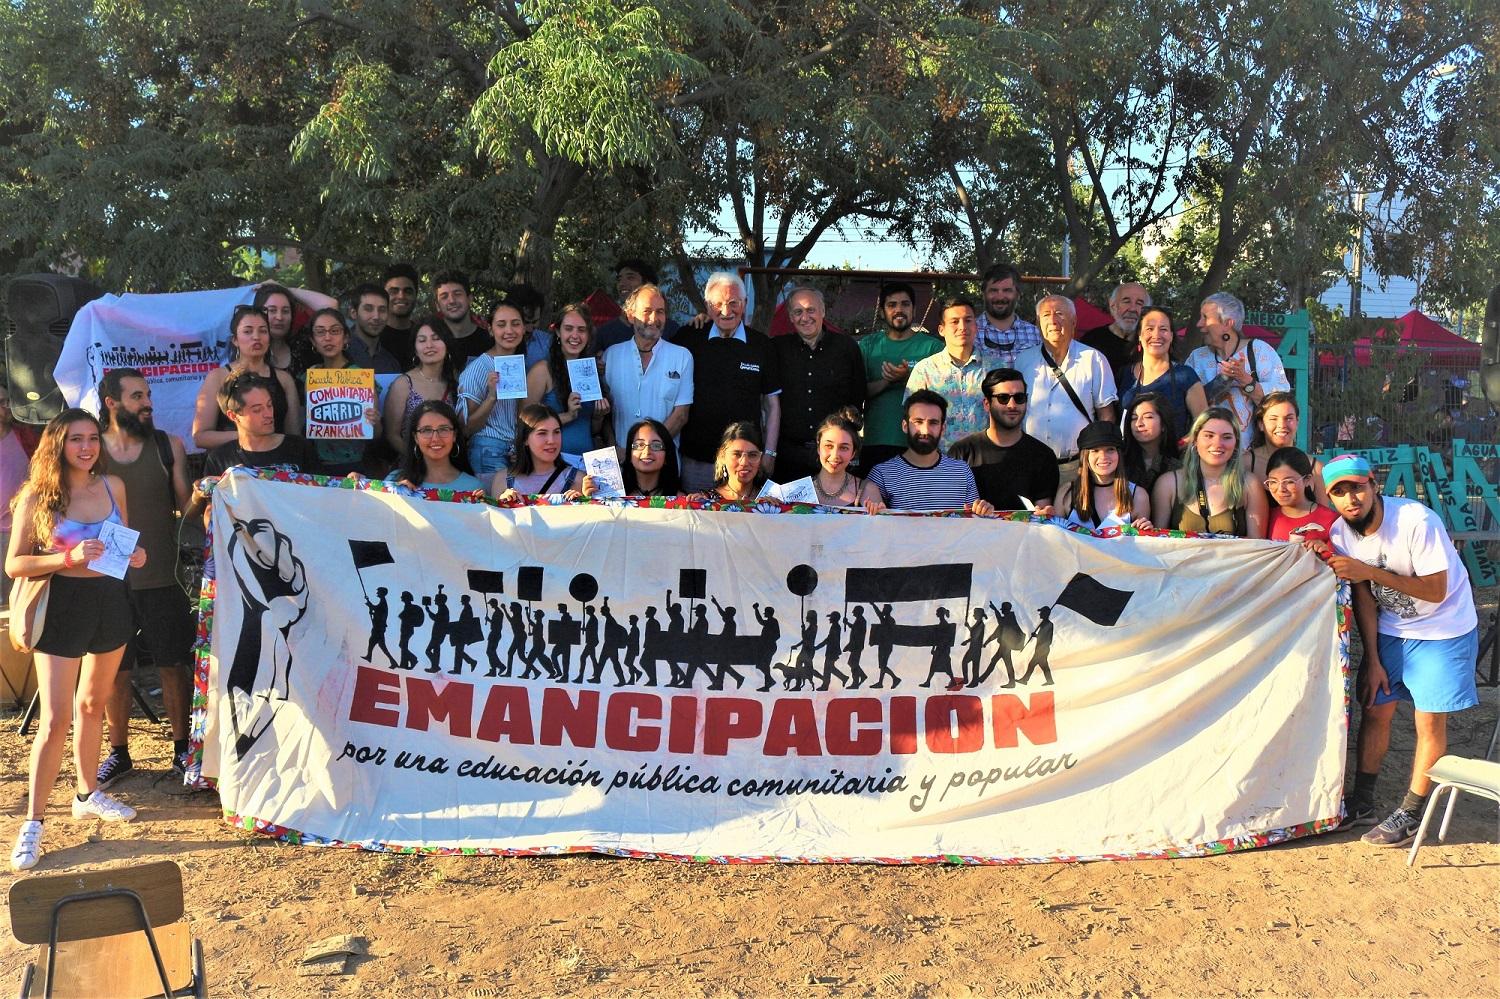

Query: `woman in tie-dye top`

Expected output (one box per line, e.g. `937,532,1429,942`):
5,409,147,871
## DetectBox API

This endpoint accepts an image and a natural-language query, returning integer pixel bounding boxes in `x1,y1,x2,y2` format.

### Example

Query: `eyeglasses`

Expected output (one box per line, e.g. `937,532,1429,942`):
630,441,667,453
988,392,1027,404
1264,477,1306,491
729,449,762,462
415,426,456,439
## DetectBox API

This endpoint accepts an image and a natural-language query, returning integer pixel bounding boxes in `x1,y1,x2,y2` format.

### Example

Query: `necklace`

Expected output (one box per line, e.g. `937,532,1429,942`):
816,472,850,502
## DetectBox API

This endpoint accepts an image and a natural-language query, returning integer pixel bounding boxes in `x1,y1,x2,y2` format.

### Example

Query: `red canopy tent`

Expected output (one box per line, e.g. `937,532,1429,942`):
1316,310,1480,371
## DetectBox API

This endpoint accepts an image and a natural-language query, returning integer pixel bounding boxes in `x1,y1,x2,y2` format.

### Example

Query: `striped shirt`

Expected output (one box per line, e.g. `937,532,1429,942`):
868,455,979,511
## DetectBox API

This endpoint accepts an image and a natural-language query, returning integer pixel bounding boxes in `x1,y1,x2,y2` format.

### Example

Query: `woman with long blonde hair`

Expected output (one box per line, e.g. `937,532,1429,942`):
1150,407,1268,537
6,409,147,870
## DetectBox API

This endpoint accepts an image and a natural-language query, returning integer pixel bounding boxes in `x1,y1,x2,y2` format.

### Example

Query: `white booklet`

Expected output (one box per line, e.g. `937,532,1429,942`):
582,446,625,497
89,521,141,579
763,477,819,504
494,354,528,400
566,358,604,403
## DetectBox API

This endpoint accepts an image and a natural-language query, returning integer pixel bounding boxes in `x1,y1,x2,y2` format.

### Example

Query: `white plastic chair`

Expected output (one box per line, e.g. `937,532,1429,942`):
1406,755,1500,867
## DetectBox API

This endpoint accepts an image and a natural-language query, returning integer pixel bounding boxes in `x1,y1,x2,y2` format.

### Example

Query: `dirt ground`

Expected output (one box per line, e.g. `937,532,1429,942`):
1,678,1496,998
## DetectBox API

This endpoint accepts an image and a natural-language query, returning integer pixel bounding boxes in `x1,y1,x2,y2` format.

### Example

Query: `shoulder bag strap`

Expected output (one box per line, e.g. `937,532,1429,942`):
1042,345,1090,420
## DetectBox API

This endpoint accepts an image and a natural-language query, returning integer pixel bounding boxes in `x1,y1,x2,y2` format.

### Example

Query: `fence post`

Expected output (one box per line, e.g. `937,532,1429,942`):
1248,308,1311,451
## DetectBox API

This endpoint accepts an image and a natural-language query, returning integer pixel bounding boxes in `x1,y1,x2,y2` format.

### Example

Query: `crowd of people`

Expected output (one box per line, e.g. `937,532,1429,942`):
0,261,1482,871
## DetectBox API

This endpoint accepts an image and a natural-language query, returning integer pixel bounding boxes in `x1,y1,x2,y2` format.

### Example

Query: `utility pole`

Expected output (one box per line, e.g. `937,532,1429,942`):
1349,190,1367,317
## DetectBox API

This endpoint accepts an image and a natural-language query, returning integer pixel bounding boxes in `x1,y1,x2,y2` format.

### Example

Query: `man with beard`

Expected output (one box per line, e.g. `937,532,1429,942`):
1081,281,1151,377
948,368,1060,511
380,263,421,369
867,390,993,513
859,282,941,472
595,259,682,351
94,369,195,785
1317,455,1479,846
975,263,1041,367
433,270,491,370
601,283,695,447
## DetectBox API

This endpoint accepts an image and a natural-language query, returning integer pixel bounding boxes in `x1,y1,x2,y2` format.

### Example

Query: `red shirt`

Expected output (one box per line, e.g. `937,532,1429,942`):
1268,504,1339,544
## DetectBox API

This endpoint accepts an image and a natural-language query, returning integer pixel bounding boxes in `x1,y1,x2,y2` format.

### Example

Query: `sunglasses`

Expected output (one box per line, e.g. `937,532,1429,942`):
988,391,1027,404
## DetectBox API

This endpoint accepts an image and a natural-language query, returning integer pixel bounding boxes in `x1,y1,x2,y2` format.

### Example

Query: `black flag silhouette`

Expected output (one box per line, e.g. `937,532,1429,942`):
1052,573,1133,626
349,540,395,570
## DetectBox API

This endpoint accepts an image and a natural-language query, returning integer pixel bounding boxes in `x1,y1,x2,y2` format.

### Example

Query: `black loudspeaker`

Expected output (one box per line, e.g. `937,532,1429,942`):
1483,283,1500,405
3,273,104,424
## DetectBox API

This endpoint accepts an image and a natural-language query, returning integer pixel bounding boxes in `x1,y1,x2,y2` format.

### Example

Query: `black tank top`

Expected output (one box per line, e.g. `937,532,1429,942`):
215,363,291,433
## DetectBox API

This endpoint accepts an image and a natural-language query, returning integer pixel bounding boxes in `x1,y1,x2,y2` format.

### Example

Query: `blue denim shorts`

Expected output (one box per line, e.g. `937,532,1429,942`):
1374,628,1480,713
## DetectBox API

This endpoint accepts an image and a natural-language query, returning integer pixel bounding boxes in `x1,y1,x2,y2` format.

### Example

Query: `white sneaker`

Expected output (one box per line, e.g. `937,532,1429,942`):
11,820,43,871
71,789,137,822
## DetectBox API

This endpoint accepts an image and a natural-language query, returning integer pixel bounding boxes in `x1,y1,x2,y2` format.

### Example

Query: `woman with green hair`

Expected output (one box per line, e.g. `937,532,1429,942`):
1150,407,1267,537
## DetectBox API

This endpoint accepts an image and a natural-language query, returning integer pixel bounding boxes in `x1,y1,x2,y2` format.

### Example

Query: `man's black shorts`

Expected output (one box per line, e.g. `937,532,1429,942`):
120,584,196,672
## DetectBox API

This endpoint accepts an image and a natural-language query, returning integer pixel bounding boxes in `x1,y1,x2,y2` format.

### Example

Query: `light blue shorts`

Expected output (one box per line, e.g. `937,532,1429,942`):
1374,628,1479,713
468,436,512,479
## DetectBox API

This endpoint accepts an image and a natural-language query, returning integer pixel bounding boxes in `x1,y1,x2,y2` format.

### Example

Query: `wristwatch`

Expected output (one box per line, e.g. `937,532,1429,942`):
764,450,778,458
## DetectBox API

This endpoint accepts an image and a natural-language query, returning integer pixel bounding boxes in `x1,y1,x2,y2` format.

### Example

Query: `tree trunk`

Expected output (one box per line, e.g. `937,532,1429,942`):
511,156,586,298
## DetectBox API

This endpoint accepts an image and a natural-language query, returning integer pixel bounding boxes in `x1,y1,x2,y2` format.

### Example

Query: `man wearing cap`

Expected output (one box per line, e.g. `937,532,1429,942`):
1318,454,1479,846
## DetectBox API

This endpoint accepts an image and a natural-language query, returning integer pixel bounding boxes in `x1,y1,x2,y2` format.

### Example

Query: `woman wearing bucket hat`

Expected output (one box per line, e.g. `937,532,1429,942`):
1053,420,1153,530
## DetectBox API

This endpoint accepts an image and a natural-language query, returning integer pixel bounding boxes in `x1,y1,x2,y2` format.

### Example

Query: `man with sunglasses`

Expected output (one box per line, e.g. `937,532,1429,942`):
948,368,1060,512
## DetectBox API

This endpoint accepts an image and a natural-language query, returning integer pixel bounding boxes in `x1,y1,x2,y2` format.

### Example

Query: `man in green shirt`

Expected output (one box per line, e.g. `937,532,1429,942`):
858,282,941,473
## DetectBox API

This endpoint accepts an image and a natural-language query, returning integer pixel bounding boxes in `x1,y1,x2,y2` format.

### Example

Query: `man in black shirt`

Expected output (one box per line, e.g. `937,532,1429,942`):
770,287,865,482
202,372,320,477
1079,281,1151,377
676,271,781,490
380,263,422,369
948,368,1059,512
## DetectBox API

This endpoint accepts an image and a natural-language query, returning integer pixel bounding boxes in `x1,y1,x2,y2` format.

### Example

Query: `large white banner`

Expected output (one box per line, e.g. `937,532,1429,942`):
198,473,1348,863
57,287,252,450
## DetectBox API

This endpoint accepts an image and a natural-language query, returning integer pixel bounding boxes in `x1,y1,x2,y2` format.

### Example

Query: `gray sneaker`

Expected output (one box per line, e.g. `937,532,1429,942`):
1361,806,1420,847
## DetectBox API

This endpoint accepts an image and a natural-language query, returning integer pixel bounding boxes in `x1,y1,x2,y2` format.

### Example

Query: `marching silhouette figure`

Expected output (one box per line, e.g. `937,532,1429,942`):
1019,607,1055,686
708,596,746,691
484,598,507,677
550,605,580,682
679,605,713,688
640,605,663,686
981,601,1022,688
362,586,397,667
396,591,423,670
844,606,868,688
920,607,957,688
785,611,820,691
597,598,627,684
815,612,849,691
522,608,555,680
504,601,529,676
421,586,449,674
663,590,688,686
625,615,641,683
960,608,987,688
450,594,480,673
752,603,780,691
578,605,601,682
870,603,900,688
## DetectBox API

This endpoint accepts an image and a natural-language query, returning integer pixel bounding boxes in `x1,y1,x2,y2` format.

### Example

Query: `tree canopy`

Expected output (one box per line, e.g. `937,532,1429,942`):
0,0,1492,322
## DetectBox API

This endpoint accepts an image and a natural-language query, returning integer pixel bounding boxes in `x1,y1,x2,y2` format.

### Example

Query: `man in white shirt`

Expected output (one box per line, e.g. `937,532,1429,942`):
601,284,693,448
1015,295,1117,480
1320,454,1479,847
1186,291,1289,449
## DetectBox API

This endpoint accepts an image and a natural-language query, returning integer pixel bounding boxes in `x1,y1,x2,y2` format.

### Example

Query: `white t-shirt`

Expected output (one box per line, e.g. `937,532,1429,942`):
1331,495,1477,640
